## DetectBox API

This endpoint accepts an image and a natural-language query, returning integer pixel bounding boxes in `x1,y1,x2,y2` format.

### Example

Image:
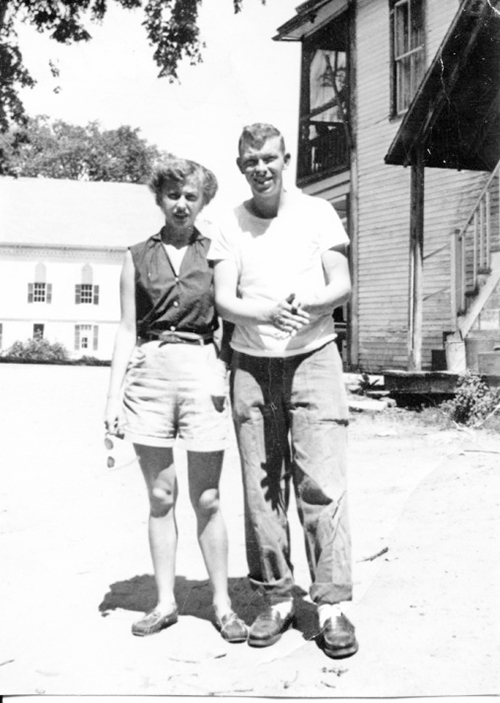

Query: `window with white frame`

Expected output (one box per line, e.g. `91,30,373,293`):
28,263,52,304
390,0,425,115
75,324,99,352
75,264,99,305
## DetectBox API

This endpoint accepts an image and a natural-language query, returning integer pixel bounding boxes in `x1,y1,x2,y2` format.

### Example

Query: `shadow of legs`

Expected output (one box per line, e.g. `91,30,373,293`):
99,575,259,625
99,576,319,639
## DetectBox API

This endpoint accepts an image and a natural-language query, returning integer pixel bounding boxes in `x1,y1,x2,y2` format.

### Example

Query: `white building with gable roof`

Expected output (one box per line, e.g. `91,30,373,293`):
0,177,164,359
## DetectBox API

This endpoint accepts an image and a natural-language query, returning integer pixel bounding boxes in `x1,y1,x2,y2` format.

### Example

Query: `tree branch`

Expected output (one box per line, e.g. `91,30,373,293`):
0,0,10,32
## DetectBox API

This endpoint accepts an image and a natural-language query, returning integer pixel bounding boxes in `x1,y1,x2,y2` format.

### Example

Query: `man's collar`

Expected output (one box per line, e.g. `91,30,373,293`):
246,188,288,219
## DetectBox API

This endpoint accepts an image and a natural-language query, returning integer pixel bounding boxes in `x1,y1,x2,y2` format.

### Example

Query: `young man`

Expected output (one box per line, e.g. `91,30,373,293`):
209,123,357,659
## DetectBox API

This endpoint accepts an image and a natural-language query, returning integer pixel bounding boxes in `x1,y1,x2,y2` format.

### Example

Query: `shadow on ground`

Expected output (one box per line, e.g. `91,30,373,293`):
99,575,319,639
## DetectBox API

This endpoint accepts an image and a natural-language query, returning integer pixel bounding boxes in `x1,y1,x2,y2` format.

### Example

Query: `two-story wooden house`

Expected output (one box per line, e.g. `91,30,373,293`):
275,0,500,374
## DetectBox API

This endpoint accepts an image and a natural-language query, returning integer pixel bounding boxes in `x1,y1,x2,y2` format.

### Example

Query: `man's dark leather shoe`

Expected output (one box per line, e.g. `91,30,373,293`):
248,607,295,647
320,613,358,658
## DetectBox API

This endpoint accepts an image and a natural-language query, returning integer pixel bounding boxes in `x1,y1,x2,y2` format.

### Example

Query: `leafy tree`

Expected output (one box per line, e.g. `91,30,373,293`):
0,114,167,182
0,0,264,131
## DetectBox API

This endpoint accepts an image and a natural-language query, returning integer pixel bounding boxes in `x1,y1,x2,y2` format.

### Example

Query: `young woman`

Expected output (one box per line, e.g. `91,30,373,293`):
104,157,247,643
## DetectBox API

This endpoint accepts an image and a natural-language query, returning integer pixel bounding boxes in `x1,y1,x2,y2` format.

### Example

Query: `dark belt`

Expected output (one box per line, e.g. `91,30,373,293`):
141,331,214,346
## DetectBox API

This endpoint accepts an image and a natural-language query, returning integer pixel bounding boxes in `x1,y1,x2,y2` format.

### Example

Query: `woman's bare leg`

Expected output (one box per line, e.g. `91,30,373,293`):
187,450,232,618
134,444,178,612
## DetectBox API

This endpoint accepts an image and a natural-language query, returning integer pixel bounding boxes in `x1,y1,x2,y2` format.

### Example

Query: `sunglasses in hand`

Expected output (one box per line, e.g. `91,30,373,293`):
104,433,116,468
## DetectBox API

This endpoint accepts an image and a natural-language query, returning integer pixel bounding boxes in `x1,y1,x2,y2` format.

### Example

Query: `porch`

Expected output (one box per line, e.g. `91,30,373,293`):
384,0,500,374
383,369,500,399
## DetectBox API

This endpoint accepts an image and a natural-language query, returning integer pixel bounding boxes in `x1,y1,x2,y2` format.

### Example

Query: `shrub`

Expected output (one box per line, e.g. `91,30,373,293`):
442,370,500,426
2,338,69,362
355,372,382,395
75,355,109,366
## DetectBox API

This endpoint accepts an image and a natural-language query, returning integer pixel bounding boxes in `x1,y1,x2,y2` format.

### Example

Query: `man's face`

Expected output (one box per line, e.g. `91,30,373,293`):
237,136,290,200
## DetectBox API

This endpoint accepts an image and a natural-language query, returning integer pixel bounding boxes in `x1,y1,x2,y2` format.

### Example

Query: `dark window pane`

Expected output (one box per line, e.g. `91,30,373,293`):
411,0,424,48
393,0,425,115
33,283,46,303
298,26,350,183
80,284,93,304
395,2,409,57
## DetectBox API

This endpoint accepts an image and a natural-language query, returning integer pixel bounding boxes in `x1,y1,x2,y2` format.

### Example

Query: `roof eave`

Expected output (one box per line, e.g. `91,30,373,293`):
385,0,500,170
274,0,347,41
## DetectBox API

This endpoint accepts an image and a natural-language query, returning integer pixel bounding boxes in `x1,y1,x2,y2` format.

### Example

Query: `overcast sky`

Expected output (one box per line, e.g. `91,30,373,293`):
16,0,302,210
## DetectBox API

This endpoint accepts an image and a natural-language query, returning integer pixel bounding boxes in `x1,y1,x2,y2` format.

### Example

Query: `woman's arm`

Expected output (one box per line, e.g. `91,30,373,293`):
213,259,309,334
104,250,137,435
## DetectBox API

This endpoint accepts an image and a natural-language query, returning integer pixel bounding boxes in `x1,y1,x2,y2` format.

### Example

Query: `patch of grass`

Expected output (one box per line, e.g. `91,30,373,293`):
382,404,452,429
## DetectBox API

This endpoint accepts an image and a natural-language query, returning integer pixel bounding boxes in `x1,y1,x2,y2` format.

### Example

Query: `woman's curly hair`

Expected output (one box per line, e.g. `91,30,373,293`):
149,156,218,207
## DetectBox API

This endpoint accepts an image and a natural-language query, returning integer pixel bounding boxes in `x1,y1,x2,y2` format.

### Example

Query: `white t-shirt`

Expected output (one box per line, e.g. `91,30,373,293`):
208,190,349,357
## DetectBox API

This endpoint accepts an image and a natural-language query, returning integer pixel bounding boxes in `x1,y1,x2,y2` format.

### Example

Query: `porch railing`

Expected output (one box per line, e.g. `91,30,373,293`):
297,120,350,184
451,161,500,320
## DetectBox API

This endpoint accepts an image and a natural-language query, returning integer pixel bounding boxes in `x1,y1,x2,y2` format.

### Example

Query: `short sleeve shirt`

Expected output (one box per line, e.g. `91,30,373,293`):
208,190,349,357
130,227,218,339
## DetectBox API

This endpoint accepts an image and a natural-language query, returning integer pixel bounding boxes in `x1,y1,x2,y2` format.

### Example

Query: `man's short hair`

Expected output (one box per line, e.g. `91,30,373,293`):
149,156,218,207
238,123,286,156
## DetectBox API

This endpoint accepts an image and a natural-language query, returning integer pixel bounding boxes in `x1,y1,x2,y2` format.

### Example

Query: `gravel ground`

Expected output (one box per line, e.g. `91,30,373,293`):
0,364,498,697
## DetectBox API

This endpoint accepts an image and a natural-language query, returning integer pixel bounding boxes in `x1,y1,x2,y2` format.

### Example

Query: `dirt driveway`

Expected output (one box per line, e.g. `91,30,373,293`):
0,364,498,697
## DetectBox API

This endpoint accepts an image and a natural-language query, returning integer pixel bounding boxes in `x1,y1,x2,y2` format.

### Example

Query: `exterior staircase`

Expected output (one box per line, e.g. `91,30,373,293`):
448,162,500,374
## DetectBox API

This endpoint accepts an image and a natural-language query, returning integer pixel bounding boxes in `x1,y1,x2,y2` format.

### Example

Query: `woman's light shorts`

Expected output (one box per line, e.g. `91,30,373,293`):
121,340,229,451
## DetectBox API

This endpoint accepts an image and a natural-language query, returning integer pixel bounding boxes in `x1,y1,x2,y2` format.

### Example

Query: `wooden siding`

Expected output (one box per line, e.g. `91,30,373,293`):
426,0,461,57
356,0,410,371
355,0,489,371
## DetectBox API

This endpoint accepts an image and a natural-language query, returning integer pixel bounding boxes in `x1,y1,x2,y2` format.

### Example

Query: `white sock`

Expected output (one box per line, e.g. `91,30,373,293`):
317,603,343,627
270,599,294,617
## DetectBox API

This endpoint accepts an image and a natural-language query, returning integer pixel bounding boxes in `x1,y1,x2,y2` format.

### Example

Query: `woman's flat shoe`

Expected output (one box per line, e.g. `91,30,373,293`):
131,606,179,637
216,611,248,643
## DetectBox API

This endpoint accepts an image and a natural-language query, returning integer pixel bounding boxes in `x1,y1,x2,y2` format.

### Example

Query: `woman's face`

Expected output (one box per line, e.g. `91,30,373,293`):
158,176,205,235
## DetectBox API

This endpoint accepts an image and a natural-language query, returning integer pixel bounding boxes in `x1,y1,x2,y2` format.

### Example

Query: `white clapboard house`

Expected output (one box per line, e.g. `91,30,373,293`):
0,177,163,360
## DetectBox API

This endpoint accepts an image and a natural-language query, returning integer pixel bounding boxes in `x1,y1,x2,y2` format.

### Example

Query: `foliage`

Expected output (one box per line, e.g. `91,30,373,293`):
0,114,166,181
2,337,69,361
0,0,265,131
442,370,500,427
75,355,110,366
355,372,382,395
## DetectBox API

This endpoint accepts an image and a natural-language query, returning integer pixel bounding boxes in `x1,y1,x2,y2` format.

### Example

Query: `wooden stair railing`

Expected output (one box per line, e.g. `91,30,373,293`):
451,161,500,322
